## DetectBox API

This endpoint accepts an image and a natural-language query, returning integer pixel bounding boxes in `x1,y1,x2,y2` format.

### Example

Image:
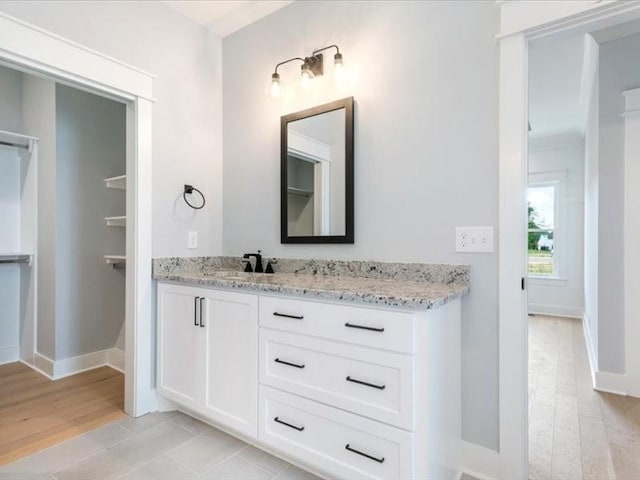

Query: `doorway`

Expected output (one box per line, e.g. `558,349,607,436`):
0,11,154,442
498,3,640,478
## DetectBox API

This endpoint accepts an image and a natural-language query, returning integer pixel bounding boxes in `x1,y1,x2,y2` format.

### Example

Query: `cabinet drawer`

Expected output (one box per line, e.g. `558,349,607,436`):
260,329,414,430
259,386,414,480
259,296,415,354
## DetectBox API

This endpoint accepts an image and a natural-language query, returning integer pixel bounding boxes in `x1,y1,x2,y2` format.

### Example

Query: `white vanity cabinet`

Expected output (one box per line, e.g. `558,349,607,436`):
156,281,462,480
157,283,258,437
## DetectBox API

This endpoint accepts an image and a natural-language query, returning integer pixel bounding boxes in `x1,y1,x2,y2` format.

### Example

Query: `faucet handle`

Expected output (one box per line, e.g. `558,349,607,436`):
242,258,253,273
265,258,277,274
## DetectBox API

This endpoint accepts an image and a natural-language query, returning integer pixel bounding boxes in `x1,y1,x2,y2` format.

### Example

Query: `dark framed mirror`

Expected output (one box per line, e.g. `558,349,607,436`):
281,97,354,244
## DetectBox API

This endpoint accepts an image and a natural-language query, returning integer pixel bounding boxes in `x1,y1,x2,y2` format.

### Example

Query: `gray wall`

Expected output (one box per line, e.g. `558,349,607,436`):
0,65,22,131
22,74,57,359
223,0,499,450
597,33,640,374
0,0,224,258
55,84,125,359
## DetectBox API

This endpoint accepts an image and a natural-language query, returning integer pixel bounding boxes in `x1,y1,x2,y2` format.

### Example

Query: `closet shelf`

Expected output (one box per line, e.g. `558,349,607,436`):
287,186,314,196
104,175,126,190
105,216,126,227
104,255,126,265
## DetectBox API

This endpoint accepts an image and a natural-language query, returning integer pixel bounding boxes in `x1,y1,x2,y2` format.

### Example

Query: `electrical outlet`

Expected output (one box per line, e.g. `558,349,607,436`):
456,227,494,253
188,231,198,249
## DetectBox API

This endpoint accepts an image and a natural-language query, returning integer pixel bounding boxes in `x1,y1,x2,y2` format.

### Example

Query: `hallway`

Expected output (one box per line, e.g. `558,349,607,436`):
529,315,640,480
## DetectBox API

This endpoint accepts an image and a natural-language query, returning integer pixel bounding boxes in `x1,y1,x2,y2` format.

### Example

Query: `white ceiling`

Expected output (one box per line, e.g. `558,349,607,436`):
528,34,586,138
162,0,294,37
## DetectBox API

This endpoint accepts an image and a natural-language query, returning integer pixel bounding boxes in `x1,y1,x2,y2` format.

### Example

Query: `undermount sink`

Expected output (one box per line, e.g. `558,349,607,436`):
203,270,268,280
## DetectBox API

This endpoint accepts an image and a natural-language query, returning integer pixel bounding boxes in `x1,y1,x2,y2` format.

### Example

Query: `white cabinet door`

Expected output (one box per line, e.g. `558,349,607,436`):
202,290,258,438
157,283,205,412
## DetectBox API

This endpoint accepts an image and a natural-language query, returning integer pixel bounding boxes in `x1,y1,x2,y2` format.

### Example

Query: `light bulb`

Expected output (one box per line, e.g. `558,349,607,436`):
270,72,281,98
300,63,314,90
334,52,344,82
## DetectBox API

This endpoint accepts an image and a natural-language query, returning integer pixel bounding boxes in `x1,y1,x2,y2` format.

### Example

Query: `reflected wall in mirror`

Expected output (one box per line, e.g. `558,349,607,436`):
281,97,354,243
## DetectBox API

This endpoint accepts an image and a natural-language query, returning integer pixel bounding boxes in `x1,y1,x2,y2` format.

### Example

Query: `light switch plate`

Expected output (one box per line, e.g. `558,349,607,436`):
456,227,494,253
188,231,198,249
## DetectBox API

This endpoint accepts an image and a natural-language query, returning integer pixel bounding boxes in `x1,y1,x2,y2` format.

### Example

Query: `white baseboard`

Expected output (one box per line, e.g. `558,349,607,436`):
581,313,627,395
32,348,125,380
107,347,125,373
34,352,55,378
595,371,627,395
0,344,19,365
460,440,499,480
528,304,582,318
581,312,598,387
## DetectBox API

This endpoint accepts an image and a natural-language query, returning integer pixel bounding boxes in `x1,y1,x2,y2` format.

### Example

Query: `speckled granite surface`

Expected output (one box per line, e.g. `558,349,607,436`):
152,257,469,310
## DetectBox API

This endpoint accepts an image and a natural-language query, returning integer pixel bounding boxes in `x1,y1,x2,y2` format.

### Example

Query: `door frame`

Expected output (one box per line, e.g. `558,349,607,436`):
497,1,640,478
0,12,155,416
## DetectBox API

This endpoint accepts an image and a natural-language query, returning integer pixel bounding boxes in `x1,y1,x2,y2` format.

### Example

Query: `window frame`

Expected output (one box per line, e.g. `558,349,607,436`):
527,171,567,280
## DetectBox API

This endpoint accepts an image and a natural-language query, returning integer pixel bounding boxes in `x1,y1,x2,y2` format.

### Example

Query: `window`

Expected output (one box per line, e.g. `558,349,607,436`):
528,184,556,276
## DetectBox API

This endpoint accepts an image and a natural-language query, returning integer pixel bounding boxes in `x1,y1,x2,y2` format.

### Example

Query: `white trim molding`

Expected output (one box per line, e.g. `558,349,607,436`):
0,13,154,417
26,348,125,380
461,440,500,480
0,345,19,365
623,87,640,398
528,304,582,319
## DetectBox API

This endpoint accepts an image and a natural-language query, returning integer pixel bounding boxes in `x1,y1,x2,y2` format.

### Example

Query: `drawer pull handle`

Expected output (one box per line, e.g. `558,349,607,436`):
274,416,305,431
345,444,385,464
194,297,200,326
346,376,386,390
344,322,384,332
199,297,205,327
274,358,305,369
273,312,304,320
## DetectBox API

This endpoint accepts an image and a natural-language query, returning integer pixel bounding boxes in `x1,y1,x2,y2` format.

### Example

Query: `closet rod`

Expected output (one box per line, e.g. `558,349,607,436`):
0,258,30,264
0,140,28,150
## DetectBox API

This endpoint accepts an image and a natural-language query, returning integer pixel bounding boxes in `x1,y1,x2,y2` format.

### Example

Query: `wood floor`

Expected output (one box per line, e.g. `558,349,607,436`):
529,315,640,480
0,362,125,466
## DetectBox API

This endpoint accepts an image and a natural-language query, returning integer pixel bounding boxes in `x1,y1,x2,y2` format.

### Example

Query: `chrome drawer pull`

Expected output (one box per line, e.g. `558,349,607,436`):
274,416,305,431
273,312,304,320
344,322,384,332
345,444,385,464
346,376,386,390
274,358,305,369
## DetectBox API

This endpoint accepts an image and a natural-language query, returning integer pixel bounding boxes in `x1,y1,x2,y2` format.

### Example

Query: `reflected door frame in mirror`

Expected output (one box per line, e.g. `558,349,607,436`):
280,96,354,244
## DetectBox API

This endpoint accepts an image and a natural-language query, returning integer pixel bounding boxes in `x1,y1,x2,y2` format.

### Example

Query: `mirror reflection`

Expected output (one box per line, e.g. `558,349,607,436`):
286,108,346,237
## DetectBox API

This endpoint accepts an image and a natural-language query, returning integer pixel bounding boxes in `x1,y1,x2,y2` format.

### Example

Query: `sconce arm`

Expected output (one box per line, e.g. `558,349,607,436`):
274,57,306,74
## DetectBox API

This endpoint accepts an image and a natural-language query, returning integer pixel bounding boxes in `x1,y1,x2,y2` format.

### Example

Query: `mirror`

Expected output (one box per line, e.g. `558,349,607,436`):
281,97,354,243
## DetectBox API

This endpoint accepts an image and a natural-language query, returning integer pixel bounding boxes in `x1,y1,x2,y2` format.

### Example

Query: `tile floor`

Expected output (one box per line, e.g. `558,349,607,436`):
0,410,321,480
529,315,640,480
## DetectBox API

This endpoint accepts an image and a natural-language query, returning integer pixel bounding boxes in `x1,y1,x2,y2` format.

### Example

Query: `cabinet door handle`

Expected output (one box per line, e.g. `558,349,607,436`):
273,312,304,320
346,376,386,390
194,297,200,326
344,322,384,332
274,358,305,369
199,297,204,327
273,416,304,431
345,444,385,464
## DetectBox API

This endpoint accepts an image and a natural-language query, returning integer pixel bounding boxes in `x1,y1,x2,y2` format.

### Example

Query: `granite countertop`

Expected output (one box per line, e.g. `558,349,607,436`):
153,257,470,310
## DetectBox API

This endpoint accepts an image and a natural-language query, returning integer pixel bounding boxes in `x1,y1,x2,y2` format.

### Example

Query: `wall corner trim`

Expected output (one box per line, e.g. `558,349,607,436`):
460,440,500,480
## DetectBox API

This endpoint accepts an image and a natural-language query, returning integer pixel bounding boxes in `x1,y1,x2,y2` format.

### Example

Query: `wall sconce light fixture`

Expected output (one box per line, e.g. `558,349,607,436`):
270,45,344,97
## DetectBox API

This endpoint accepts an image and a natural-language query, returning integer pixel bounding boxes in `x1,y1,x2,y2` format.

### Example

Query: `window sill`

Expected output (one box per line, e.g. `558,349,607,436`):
527,276,568,283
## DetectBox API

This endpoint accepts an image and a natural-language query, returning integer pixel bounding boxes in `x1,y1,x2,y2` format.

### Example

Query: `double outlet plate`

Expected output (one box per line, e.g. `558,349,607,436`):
455,227,494,253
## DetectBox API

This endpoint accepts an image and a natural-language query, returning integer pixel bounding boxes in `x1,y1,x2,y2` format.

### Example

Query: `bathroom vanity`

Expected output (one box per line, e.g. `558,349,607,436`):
153,258,469,480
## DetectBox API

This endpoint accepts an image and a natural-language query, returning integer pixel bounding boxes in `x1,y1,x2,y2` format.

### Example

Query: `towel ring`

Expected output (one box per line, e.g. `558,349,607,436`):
183,184,206,210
